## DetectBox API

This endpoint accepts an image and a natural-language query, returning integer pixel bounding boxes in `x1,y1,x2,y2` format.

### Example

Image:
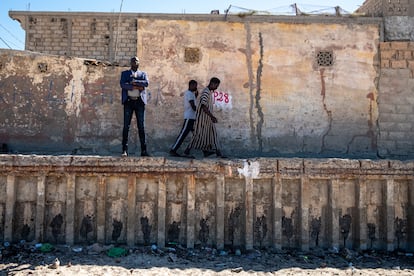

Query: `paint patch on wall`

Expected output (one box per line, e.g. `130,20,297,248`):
237,160,260,179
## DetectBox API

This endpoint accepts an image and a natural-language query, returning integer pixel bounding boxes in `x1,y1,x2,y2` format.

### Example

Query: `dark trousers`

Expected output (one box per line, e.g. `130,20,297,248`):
171,119,195,152
122,98,146,152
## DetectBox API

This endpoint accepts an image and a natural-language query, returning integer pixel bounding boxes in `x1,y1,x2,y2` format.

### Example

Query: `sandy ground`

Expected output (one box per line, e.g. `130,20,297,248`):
1,243,413,275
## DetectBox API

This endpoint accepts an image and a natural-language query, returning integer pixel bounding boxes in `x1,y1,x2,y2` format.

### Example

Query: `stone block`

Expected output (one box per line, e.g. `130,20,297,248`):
380,42,392,50
403,50,414,60
391,41,409,50
391,60,408,69
381,59,391,68
380,50,396,60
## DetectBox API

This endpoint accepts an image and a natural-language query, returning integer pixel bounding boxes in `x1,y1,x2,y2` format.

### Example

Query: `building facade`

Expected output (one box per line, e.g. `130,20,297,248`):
0,9,413,252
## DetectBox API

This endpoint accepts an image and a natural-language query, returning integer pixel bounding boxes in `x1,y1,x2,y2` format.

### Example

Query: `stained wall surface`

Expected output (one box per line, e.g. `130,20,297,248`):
0,155,413,251
137,17,380,158
1,14,389,159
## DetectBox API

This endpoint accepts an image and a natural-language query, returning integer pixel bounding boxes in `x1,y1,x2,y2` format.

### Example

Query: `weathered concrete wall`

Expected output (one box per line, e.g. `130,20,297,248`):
385,17,414,41
1,14,387,159
0,154,413,251
0,50,124,154
137,17,381,158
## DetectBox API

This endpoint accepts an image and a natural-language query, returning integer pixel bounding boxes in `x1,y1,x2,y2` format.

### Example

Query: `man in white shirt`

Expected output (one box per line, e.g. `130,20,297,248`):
169,80,198,157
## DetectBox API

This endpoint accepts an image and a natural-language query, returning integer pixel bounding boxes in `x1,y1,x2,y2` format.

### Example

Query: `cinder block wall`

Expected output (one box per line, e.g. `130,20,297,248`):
378,42,414,157
357,0,384,16
10,12,138,65
0,155,413,251
358,0,413,16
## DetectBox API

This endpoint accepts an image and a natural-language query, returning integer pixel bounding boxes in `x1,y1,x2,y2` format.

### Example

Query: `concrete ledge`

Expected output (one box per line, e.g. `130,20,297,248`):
0,154,413,251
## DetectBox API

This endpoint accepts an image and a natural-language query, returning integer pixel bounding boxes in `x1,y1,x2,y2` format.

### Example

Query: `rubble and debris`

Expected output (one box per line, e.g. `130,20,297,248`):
48,257,60,269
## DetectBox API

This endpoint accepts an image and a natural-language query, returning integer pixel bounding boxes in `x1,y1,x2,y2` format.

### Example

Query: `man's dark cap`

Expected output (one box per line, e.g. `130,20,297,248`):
130,57,139,63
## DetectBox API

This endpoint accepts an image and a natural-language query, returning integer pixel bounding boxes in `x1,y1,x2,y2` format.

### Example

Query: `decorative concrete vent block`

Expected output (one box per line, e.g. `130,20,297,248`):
184,47,200,63
317,51,334,67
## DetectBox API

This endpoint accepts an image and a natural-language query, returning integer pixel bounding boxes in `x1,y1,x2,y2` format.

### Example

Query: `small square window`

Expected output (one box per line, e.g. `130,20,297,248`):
184,47,200,63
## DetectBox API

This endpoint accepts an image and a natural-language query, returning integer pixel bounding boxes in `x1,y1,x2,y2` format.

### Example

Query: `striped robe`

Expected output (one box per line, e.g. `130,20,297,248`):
188,87,221,151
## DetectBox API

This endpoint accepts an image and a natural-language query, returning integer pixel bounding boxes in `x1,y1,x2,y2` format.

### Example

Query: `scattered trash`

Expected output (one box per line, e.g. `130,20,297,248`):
231,267,243,273
168,252,177,262
187,250,196,257
219,250,228,256
329,246,339,254
40,243,54,253
87,243,105,255
166,247,176,253
246,249,262,260
0,240,413,274
48,257,60,269
107,247,127,258
72,246,83,253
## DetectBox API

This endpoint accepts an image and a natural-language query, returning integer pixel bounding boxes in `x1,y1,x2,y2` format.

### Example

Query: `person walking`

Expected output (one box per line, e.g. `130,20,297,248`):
120,56,149,157
169,80,198,157
184,77,225,158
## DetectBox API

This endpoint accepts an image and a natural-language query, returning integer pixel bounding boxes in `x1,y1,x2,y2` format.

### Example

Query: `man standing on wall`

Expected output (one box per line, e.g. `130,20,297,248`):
184,77,225,158
120,57,149,157
169,80,198,157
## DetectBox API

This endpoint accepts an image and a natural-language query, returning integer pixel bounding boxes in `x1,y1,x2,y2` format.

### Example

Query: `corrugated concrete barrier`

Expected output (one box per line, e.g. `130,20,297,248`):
0,154,413,252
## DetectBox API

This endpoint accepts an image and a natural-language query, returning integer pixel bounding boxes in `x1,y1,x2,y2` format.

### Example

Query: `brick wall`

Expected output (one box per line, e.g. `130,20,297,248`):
380,42,414,73
16,12,138,65
378,41,414,157
357,0,384,16
358,0,413,16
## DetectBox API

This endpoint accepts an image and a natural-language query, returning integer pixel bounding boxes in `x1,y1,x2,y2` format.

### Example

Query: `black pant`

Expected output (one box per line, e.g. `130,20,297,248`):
171,119,195,152
122,98,146,152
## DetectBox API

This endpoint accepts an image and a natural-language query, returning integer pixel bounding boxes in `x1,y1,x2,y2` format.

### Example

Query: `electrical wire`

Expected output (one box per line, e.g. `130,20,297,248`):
228,3,351,15
0,23,25,45
0,36,12,49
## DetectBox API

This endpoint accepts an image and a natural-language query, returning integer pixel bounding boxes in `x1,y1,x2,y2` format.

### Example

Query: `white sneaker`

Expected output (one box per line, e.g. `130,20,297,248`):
121,151,128,157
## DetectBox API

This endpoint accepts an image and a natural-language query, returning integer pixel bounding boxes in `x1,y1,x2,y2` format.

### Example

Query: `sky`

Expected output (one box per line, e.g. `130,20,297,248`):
1,0,364,50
